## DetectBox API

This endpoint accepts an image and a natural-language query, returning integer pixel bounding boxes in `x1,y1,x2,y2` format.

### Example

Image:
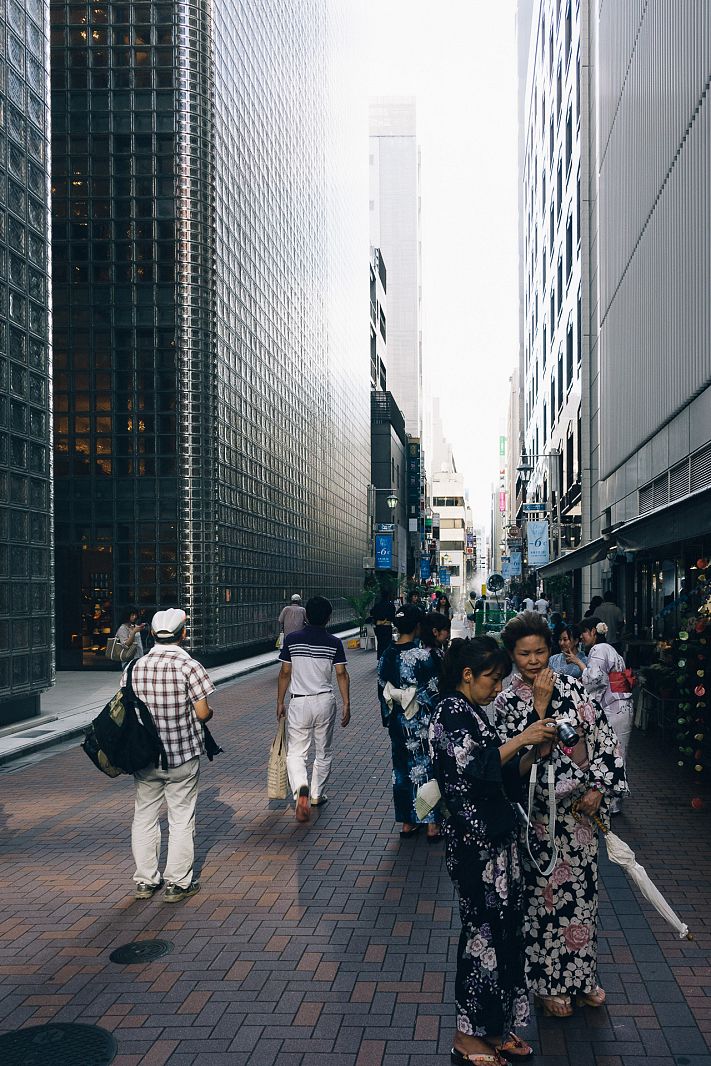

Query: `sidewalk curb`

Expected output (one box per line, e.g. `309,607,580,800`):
0,655,282,769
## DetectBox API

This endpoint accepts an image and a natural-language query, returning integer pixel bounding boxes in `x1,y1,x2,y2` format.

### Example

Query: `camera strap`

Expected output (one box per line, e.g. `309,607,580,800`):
521,759,558,878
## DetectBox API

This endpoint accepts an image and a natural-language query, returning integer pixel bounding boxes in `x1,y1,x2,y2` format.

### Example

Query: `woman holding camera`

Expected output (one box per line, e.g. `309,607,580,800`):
430,637,559,1064
494,612,627,1019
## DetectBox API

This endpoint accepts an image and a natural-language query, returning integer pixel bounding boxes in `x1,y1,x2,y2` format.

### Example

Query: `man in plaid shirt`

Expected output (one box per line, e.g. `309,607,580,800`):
122,607,214,902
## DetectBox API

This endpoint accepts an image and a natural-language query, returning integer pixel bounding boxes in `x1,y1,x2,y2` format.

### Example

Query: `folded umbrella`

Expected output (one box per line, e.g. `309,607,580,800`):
577,807,692,940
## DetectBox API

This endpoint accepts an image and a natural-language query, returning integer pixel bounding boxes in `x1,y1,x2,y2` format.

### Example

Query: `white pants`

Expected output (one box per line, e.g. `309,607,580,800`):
286,692,337,801
132,756,200,888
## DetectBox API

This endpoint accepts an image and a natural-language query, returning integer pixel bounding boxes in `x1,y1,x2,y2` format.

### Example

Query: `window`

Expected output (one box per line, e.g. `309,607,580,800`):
556,160,562,219
576,52,581,123
550,290,555,332
542,252,547,292
566,427,574,490
565,1,572,68
557,63,562,117
550,378,556,430
557,351,564,413
566,320,574,387
542,324,547,367
576,170,581,244
543,401,547,444
577,290,582,364
549,201,555,247
549,115,554,167
565,107,572,173
566,214,573,281
557,258,563,315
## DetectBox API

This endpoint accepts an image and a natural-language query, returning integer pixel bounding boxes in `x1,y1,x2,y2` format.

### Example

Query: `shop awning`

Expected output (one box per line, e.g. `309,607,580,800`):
613,486,711,552
537,536,610,578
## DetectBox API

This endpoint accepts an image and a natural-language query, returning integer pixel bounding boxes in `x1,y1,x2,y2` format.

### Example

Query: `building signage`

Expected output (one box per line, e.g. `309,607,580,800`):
508,550,522,576
420,557,431,580
523,502,546,513
438,567,451,586
527,521,550,567
502,556,511,579
375,533,393,571
375,523,395,532
499,490,507,513
466,532,475,547
499,435,506,457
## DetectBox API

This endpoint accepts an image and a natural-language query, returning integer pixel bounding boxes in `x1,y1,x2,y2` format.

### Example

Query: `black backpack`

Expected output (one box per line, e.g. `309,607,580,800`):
82,659,168,777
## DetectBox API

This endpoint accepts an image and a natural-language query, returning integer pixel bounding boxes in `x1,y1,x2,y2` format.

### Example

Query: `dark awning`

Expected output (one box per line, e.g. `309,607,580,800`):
537,537,610,578
614,486,711,552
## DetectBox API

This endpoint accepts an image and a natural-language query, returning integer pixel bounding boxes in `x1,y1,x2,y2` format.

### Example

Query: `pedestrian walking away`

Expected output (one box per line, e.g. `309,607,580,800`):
534,594,549,616
594,592,625,652
276,595,351,823
124,607,215,903
369,592,396,659
495,612,627,1019
429,637,559,1064
277,593,307,645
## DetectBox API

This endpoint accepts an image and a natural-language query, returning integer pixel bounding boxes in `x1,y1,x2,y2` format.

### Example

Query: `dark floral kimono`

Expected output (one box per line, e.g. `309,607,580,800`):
378,641,442,825
429,692,530,1039
494,673,627,998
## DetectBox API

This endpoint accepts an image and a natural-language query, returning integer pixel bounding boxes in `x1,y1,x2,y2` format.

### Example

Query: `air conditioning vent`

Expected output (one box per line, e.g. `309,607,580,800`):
690,442,711,493
652,473,669,509
669,459,690,501
639,482,654,514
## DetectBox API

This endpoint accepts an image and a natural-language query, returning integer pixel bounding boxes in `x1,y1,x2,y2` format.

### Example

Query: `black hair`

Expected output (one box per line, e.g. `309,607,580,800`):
603,591,617,603
557,623,578,642
119,605,139,625
441,637,511,692
305,595,333,627
407,589,421,603
585,595,603,616
501,610,552,653
394,603,423,635
578,615,604,641
436,593,451,607
419,611,452,648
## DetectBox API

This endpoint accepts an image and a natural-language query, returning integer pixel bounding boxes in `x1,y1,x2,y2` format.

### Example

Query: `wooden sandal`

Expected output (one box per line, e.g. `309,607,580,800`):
450,1049,506,1066
577,986,606,1007
534,993,573,1018
496,1032,534,1060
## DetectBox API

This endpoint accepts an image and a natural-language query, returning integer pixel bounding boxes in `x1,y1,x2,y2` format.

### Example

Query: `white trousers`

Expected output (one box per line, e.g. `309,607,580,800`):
132,756,200,888
286,692,337,801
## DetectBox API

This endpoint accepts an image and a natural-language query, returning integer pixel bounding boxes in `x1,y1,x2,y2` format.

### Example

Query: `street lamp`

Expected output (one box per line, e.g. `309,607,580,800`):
386,492,398,510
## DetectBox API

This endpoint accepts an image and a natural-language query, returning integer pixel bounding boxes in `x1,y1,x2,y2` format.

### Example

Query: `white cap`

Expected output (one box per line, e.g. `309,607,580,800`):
152,608,187,640
291,593,302,602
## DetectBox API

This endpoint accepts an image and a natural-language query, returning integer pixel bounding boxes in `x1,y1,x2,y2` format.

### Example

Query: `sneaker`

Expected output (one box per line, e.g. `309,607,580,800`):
164,881,201,903
295,785,311,822
134,879,163,900
310,795,328,808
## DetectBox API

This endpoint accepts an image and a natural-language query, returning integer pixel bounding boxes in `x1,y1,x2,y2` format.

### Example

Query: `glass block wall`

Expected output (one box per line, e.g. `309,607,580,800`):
50,0,369,663
0,0,54,721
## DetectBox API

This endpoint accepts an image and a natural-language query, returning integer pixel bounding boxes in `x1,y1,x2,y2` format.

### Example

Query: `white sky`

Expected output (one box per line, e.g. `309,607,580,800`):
366,0,520,525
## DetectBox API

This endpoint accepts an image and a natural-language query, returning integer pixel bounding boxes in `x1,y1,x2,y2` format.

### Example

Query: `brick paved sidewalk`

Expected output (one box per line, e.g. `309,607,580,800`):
1,651,711,1065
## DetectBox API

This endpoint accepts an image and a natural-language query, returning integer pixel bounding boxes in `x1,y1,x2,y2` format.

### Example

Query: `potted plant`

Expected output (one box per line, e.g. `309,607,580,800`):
345,590,375,649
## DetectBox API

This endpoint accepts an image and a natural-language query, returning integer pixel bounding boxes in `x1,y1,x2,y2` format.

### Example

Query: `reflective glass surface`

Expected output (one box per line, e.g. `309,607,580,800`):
0,0,54,700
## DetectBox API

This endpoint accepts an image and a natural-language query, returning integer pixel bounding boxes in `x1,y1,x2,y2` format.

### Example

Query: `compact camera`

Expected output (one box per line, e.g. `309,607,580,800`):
555,719,579,747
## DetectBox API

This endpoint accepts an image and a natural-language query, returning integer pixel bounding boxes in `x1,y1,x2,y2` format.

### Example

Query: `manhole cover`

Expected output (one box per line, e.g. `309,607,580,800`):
0,1022,117,1065
109,938,173,964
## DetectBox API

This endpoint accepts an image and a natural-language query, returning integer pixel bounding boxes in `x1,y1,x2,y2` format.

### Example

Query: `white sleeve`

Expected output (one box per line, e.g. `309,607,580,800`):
581,646,608,700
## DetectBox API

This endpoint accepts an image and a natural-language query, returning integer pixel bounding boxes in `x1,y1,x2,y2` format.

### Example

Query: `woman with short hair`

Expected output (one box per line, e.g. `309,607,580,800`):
430,637,559,1064
494,612,627,1019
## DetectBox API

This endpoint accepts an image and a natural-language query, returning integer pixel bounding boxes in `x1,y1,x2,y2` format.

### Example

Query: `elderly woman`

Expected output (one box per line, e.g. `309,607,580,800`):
378,603,443,842
430,637,558,1064
568,617,635,814
494,612,627,1019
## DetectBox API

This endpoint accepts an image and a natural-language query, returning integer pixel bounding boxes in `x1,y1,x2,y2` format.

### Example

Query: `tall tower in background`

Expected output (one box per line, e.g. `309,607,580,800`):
50,0,369,667
0,0,54,723
369,97,422,438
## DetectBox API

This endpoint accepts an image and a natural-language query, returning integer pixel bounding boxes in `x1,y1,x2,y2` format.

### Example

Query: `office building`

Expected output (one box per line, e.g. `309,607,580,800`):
518,0,586,602
0,0,54,724
431,467,466,607
50,0,369,668
369,97,422,437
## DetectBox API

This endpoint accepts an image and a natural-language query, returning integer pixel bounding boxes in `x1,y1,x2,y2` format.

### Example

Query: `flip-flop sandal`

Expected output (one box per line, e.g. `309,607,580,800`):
534,993,573,1017
577,986,606,1007
496,1032,534,1060
399,825,421,838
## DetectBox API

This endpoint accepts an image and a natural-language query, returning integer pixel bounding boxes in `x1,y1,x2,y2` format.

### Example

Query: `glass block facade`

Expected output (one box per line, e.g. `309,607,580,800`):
51,0,369,664
0,0,54,722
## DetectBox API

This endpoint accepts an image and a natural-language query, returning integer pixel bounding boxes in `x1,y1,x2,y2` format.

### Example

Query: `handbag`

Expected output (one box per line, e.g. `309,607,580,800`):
82,660,168,777
267,717,289,799
105,636,137,663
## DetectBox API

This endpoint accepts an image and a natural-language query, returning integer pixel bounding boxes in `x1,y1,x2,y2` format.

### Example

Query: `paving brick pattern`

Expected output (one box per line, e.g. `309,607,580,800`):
1,651,711,1064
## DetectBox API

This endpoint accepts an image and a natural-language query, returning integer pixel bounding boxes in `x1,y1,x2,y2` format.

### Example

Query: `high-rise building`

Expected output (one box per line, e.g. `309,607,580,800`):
518,0,586,591
369,97,422,437
50,0,369,668
0,0,54,724
431,467,466,607
370,248,387,391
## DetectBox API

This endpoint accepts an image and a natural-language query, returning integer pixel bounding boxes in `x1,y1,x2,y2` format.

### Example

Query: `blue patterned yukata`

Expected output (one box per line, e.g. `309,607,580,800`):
378,641,442,825
429,692,530,1038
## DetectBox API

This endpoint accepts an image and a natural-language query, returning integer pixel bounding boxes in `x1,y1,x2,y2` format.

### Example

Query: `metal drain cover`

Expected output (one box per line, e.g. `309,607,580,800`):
109,938,173,964
0,1022,117,1064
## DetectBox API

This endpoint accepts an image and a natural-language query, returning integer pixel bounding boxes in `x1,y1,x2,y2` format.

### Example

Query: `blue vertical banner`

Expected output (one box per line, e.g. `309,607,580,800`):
438,567,450,586
420,557,431,580
527,520,550,567
375,533,393,571
502,556,511,579
509,550,522,576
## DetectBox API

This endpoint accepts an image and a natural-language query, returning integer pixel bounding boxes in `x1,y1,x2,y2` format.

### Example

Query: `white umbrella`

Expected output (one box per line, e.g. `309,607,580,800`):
578,807,693,940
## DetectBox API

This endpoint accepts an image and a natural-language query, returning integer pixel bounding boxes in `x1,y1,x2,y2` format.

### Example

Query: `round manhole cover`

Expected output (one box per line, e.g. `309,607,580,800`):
109,938,173,964
0,1022,117,1065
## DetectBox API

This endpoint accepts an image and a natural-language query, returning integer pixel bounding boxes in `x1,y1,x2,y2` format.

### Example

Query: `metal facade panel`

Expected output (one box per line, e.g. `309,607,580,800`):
597,1,711,478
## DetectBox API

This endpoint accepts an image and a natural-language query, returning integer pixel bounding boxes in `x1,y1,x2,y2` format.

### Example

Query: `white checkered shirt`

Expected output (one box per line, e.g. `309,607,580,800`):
122,644,215,768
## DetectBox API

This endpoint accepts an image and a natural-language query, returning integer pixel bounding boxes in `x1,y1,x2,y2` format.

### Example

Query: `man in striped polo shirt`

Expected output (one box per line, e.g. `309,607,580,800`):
276,596,351,822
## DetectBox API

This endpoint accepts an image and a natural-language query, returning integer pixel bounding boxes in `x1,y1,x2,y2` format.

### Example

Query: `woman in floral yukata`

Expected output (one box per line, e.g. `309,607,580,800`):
378,603,444,842
495,612,627,1019
430,637,559,1065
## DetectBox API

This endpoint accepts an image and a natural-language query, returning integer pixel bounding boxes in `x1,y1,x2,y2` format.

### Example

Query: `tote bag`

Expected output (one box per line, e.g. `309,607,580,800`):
267,718,289,799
